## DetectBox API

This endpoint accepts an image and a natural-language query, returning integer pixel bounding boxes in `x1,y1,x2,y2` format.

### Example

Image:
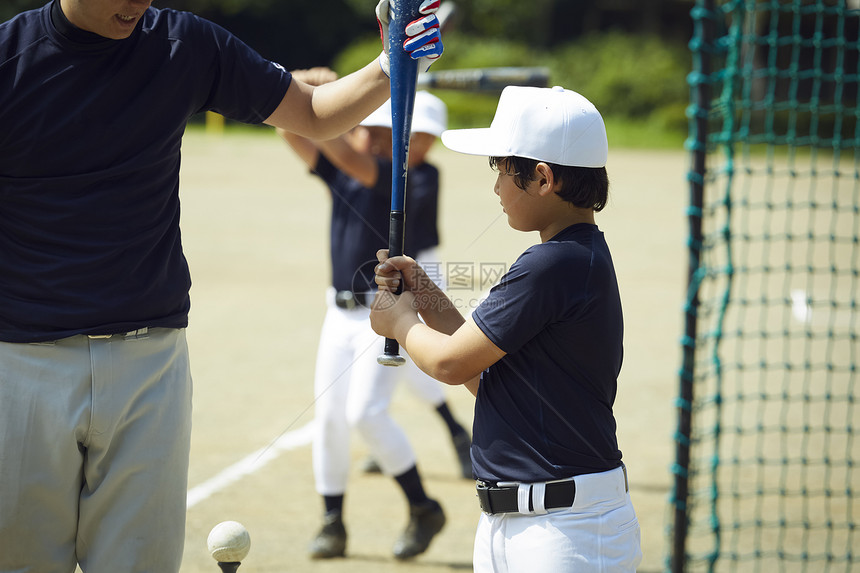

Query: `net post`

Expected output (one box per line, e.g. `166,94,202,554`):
672,1,716,571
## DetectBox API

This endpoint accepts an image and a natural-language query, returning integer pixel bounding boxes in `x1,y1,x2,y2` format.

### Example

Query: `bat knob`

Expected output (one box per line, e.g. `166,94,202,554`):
378,353,407,367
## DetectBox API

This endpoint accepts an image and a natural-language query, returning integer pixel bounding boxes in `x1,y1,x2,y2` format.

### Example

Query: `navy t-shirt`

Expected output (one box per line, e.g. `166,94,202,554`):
0,1,291,342
471,223,624,483
403,161,440,257
313,155,440,293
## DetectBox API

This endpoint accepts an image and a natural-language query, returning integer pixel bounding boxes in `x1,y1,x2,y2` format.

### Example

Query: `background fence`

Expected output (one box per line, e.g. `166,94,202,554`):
671,0,860,570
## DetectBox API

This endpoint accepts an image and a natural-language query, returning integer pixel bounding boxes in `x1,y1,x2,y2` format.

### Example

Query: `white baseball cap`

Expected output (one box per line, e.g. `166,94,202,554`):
360,91,448,137
440,85,608,168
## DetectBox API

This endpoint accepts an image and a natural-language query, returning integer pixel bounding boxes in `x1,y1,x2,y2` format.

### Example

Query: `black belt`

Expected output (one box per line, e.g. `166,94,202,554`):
334,290,372,310
87,327,150,340
476,480,576,515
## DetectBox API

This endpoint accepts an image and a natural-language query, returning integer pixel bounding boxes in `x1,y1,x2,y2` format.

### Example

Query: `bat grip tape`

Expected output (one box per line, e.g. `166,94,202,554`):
380,210,406,364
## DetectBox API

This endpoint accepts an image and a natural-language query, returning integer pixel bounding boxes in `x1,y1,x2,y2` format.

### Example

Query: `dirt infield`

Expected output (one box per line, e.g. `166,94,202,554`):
174,128,688,572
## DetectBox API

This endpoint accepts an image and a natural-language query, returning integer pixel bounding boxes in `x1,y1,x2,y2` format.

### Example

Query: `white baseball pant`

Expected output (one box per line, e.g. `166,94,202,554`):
398,248,447,406
472,465,642,573
312,289,418,494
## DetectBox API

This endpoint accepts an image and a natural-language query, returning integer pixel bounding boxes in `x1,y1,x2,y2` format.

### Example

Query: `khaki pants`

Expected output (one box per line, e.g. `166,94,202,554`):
0,328,192,573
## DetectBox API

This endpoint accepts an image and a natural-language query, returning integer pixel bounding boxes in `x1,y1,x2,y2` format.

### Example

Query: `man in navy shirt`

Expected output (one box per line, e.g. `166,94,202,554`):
0,0,442,570
370,86,642,572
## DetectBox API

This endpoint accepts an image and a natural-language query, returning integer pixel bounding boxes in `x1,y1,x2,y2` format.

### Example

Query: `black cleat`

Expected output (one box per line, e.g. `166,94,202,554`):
308,511,347,559
393,499,446,560
452,432,473,479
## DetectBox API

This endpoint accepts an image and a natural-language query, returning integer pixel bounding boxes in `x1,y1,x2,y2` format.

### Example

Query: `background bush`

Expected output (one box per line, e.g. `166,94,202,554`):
333,31,690,139
3,1,692,145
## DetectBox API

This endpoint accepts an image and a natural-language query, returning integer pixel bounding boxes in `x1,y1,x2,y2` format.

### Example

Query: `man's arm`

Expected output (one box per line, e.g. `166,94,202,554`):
274,67,378,187
265,0,442,141
265,61,390,142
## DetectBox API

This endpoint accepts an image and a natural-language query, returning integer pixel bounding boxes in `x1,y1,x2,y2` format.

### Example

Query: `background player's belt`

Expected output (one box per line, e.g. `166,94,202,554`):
476,480,575,515
334,291,372,310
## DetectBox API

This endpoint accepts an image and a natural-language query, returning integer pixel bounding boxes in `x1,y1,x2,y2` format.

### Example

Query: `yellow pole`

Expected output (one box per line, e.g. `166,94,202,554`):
206,111,225,135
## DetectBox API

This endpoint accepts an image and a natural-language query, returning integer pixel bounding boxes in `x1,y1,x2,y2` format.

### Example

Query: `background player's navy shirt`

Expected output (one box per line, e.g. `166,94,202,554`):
403,161,440,256
313,155,440,293
471,223,624,483
0,1,291,342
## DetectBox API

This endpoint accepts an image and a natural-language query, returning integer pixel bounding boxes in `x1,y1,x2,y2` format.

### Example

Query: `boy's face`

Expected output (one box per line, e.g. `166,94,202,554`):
347,127,373,154
360,127,436,167
60,0,151,39
365,127,393,160
407,132,436,168
494,159,542,232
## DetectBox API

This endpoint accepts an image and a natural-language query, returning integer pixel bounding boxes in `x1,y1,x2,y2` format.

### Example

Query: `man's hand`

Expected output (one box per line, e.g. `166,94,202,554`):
376,0,444,77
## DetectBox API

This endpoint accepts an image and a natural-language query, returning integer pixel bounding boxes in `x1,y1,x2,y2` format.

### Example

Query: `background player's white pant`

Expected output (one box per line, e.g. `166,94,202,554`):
0,328,192,573
401,353,446,405
312,290,417,495
472,466,642,573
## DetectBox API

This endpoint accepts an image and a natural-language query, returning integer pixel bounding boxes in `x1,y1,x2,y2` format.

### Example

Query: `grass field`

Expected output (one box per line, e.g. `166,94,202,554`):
174,127,689,572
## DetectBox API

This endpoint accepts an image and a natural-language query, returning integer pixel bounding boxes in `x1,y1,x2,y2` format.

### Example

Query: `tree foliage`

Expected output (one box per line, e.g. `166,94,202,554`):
2,0,692,132
3,1,692,63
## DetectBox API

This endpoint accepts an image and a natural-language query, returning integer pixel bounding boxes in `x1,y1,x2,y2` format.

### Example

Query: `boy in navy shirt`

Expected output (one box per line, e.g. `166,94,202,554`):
369,86,642,572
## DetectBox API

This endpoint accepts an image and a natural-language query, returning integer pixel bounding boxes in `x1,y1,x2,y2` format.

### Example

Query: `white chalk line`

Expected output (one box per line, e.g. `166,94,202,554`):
187,337,379,509
186,421,314,509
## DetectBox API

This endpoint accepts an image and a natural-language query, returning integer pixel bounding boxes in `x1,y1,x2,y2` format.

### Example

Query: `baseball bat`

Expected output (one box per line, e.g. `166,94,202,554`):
378,0,424,367
417,67,550,92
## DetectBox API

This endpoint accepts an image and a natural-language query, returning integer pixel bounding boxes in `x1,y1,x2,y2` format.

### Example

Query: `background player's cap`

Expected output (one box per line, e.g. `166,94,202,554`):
359,99,391,129
411,91,447,137
360,91,447,137
440,85,608,168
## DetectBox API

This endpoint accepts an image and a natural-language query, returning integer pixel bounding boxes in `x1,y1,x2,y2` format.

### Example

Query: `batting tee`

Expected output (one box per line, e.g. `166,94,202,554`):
670,1,859,571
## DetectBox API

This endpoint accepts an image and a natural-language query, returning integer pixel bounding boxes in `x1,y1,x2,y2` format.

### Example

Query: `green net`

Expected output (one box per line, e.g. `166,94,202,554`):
670,1,859,571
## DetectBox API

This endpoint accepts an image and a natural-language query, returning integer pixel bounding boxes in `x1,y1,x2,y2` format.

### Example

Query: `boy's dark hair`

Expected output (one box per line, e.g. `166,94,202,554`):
489,156,609,212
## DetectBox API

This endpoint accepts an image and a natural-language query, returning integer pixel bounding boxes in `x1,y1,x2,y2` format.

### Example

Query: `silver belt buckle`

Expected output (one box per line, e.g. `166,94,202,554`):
87,327,149,340
335,291,358,310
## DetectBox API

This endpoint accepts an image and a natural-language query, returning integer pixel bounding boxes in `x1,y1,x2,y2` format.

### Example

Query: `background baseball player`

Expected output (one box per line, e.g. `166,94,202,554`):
350,94,472,480
276,69,448,561
370,85,643,572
